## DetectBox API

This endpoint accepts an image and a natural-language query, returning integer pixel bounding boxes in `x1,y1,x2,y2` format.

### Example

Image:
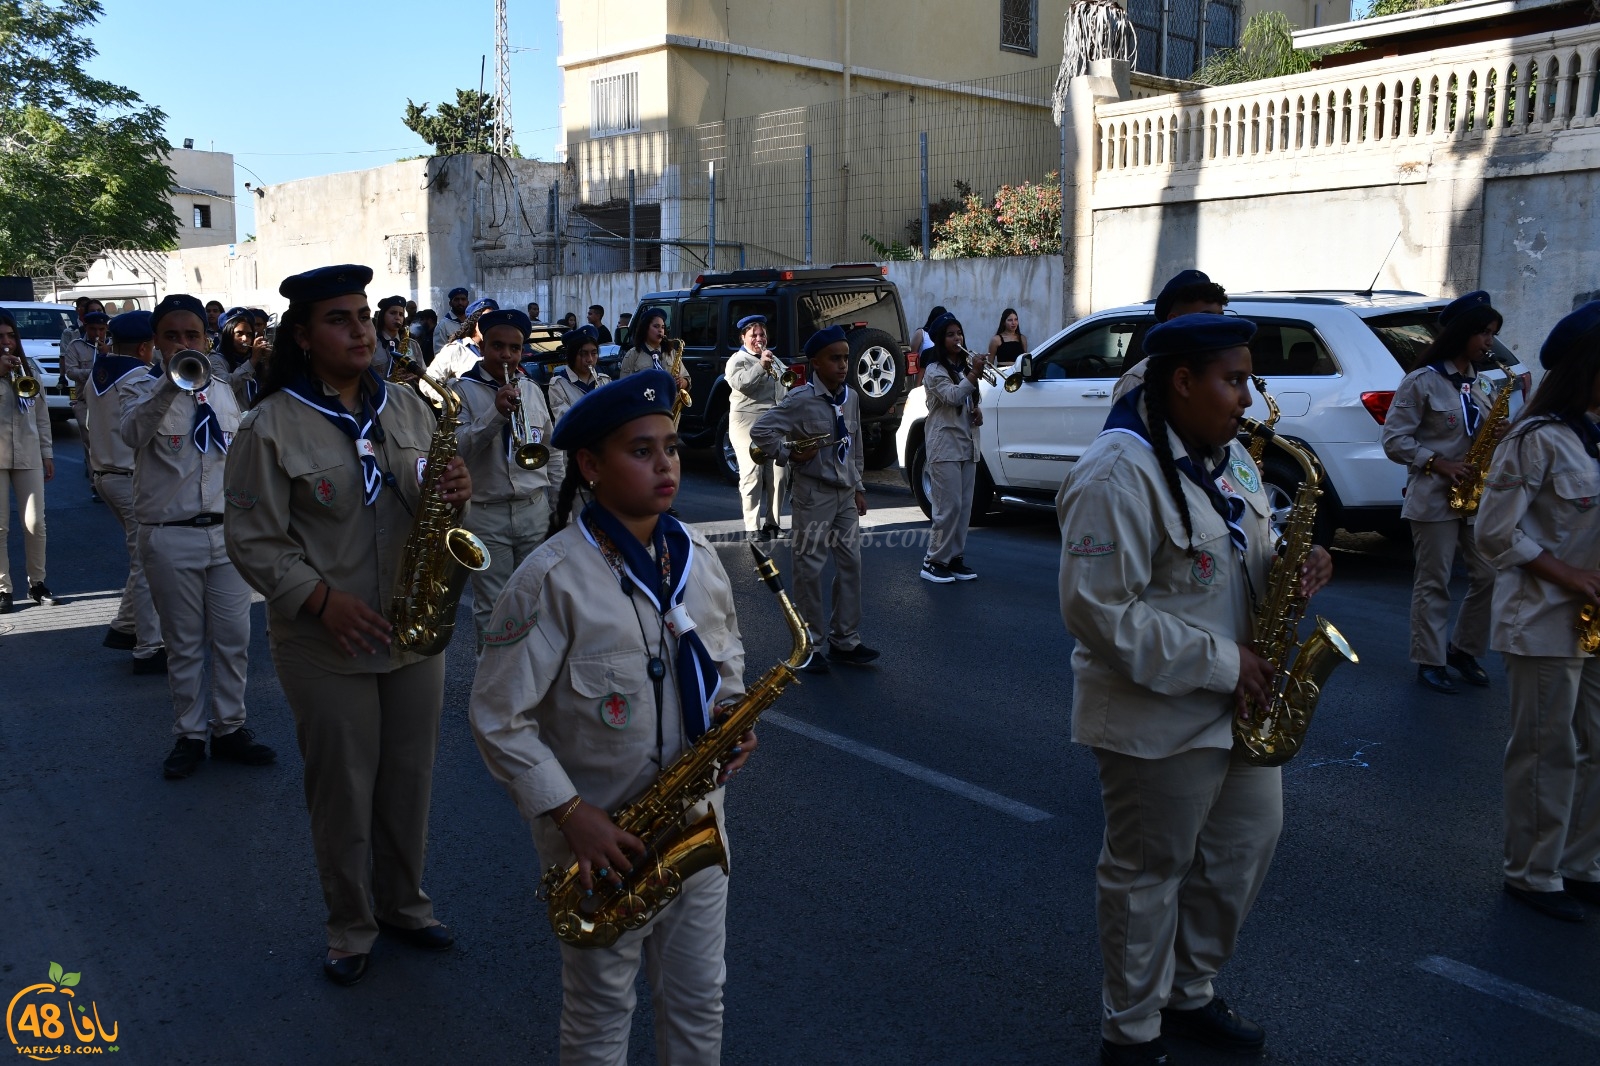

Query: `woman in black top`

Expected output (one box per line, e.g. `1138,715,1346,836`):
988,307,1028,364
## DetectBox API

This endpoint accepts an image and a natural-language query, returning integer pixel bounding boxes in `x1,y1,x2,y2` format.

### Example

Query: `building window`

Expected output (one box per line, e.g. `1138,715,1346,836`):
193,204,212,229
590,72,640,137
1127,0,1243,80
1001,0,1038,56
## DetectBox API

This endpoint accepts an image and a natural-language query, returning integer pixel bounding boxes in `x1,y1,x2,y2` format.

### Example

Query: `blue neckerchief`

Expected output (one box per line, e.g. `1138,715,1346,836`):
281,372,389,505
1428,363,1483,438
552,366,598,395
642,346,664,371
153,357,229,454
1099,387,1248,554
822,384,852,464
462,360,515,462
90,353,148,397
577,502,720,742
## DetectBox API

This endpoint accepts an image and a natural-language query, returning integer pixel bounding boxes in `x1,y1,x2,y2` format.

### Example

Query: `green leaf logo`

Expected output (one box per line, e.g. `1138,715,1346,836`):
61,972,80,987
48,961,63,983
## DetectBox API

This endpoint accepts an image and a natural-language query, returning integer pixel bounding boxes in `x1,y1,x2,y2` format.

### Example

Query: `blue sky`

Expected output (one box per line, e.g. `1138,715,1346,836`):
85,0,563,237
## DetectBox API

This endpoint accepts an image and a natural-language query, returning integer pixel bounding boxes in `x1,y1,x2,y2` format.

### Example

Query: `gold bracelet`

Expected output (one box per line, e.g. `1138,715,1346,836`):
552,796,582,829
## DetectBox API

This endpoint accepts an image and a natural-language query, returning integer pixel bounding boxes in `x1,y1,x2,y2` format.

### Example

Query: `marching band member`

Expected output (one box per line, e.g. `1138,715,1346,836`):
917,312,983,583
373,295,411,379
1381,291,1501,694
224,264,472,985
203,299,225,351
454,308,554,649
215,306,268,408
60,309,108,436
433,286,470,352
751,327,877,671
1476,301,1600,923
430,297,499,381
724,313,785,540
88,310,165,671
0,309,56,614
119,294,268,779
1113,269,1230,402
469,369,755,1064
544,325,610,515
617,307,690,394
1057,315,1332,1065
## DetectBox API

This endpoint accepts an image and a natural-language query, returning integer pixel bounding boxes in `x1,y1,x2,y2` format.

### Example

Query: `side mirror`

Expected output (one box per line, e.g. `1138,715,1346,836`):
1018,353,1033,379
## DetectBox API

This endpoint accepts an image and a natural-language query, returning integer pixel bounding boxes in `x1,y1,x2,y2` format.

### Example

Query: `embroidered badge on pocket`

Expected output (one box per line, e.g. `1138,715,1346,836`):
1574,497,1598,513
600,692,630,729
1192,550,1217,586
313,477,336,506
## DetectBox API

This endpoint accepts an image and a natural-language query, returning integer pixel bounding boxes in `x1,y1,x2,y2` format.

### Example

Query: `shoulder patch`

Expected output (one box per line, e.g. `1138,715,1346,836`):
482,610,539,648
1066,534,1118,557
224,488,256,510
1229,457,1261,494
1485,473,1526,490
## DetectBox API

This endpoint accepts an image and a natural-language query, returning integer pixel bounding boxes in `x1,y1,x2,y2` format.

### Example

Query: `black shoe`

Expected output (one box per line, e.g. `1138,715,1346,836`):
322,953,370,986
162,738,207,780
103,627,137,650
1417,665,1457,694
799,649,830,674
377,919,455,952
1161,996,1266,1052
1446,645,1490,687
1505,883,1586,921
210,727,276,766
1563,878,1600,906
0,592,12,614
920,560,956,584
947,556,978,581
1101,1038,1171,1065
132,648,168,675
829,642,881,666
761,523,782,539
28,583,57,606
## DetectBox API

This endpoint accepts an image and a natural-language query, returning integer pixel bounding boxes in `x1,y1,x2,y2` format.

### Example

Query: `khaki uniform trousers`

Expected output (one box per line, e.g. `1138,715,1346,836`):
1094,746,1282,1046
94,471,162,657
139,524,250,738
273,653,447,953
467,496,551,646
1503,653,1600,892
789,477,863,652
0,466,46,594
926,459,976,566
1408,518,1493,666
728,407,783,533
556,865,728,1066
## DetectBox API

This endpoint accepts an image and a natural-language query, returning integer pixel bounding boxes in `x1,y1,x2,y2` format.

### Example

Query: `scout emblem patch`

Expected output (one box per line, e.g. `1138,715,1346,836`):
1065,534,1117,557
165,434,184,453
600,692,630,729
1192,550,1217,585
643,388,657,401
1573,496,1598,513
1229,457,1260,495
482,611,538,647
224,489,256,510
314,478,336,506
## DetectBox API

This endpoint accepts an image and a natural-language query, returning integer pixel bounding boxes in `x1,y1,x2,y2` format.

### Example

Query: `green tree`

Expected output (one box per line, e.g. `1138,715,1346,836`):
1194,11,1322,85
403,89,494,155
0,0,177,276
1362,0,1455,17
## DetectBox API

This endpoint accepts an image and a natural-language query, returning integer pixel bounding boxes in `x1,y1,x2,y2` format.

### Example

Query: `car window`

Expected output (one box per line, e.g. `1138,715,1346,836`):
1035,317,1151,380
1248,319,1337,376
728,299,777,345
636,302,675,338
7,308,73,340
679,300,717,347
798,288,906,345
1364,310,1519,373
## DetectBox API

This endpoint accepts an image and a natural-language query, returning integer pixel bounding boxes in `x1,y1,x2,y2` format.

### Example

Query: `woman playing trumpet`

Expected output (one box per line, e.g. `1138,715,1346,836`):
725,313,786,540
917,313,983,583
454,308,555,651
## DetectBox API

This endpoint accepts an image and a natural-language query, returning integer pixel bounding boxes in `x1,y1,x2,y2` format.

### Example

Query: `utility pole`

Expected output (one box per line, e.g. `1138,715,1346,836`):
492,0,513,156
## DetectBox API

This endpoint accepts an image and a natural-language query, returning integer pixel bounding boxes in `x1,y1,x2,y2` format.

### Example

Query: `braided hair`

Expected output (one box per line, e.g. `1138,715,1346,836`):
1141,347,1233,557
550,457,587,534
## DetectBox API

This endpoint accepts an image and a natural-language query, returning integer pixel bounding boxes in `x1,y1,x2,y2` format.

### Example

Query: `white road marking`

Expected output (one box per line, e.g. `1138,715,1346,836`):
763,711,1053,823
1417,955,1600,1039
0,587,263,637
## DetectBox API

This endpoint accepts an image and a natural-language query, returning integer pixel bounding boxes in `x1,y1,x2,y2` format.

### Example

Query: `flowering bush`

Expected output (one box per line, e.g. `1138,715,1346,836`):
930,172,1061,259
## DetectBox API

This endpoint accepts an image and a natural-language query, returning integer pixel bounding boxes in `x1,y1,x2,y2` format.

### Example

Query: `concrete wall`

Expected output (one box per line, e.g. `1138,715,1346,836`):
1480,170,1600,347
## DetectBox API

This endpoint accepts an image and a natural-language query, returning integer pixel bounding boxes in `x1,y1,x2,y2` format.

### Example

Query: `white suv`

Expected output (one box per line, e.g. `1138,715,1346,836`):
1,302,77,419
897,291,1528,538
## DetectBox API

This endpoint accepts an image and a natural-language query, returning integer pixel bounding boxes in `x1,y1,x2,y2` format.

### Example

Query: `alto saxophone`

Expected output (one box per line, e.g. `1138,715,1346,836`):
1236,418,1360,766
1577,603,1600,655
388,360,491,656
664,338,693,426
1449,363,1518,516
542,545,809,949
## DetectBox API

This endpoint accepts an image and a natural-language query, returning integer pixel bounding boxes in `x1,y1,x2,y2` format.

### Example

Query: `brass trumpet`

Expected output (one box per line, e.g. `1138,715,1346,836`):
497,363,550,471
756,350,798,389
166,349,213,392
7,366,41,400
957,346,1024,393
750,430,834,465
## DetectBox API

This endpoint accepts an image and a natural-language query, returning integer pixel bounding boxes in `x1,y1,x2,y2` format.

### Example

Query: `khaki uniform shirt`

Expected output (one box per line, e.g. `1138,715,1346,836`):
468,522,746,865
430,339,480,382
223,358,260,409
1112,358,1149,402
60,337,98,397
750,382,865,492
1057,416,1274,758
84,358,149,473
546,369,611,425
119,369,240,523
1476,416,1600,657
921,362,980,463
0,358,52,469
433,311,468,355
619,347,667,377
453,365,553,505
725,349,783,414
223,379,446,675
1381,365,1496,522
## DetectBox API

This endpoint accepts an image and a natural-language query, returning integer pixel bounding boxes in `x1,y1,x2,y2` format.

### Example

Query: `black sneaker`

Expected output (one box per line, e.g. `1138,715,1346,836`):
1504,883,1585,921
28,583,58,606
1101,1038,1170,1065
1417,665,1457,694
829,643,881,666
1161,996,1266,1052
947,557,978,581
1447,645,1490,687
103,627,137,650
0,592,10,614
920,560,956,584
210,727,276,766
1563,878,1600,906
132,648,168,675
163,738,207,779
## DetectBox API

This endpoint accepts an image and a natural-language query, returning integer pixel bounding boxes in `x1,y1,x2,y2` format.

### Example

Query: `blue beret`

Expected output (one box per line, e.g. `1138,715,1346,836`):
563,325,600,347
1438,290,1494,328
448,287,469,299
804,325,848,359
108,310,154,343
1540,300,1600,370
377,295,407,312
551,368,676,450
924,313,959,344
151,293,208,329
80,311,110,326
466,298,499,319
1153,269,1214,321
0,309,15,330
278,264,372,305
478,308,531,338
1143,313,1257,357
216,307,253,335
737,314,767,332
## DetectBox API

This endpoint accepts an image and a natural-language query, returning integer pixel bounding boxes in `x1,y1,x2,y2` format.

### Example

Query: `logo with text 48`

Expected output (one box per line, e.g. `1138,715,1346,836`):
6,963,120,1060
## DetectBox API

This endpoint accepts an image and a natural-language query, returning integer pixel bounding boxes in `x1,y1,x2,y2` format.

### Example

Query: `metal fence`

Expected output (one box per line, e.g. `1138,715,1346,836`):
1125,0,1242,80
566,65,1064,270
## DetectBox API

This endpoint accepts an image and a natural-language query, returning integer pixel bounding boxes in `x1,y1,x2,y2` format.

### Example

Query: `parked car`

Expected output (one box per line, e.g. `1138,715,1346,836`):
631,265,917,480
518,323,624,386
897,291,1529,539
1,302,78,419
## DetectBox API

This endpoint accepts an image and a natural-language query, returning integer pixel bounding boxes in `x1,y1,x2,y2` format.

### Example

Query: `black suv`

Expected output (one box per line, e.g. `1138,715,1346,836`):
631,265,915,479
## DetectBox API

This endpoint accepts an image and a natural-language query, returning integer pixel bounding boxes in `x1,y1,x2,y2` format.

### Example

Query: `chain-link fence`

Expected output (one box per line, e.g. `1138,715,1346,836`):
1125,0,1242,80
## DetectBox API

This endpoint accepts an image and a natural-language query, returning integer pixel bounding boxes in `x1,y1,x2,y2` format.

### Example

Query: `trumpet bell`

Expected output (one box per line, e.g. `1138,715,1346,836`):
168,349,213,392
1003,371,1024,393
516,443,550,471
779,370,798,388
11,373,41,399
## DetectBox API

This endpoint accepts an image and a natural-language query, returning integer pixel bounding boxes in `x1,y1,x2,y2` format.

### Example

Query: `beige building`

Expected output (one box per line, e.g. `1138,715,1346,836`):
168,146,237,250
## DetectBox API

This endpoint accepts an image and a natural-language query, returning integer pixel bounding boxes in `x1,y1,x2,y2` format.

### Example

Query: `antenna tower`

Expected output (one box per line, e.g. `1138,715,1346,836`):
492,0,513,156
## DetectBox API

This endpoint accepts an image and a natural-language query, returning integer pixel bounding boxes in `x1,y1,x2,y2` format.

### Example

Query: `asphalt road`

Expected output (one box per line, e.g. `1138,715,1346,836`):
2,424,1597,1065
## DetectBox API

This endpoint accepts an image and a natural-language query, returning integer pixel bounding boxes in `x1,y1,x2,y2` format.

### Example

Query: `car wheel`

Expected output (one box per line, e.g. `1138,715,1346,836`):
715,413,739,485
1262,454,1338,544
847,328,903,418
908,441,934,519
863,426,897,470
